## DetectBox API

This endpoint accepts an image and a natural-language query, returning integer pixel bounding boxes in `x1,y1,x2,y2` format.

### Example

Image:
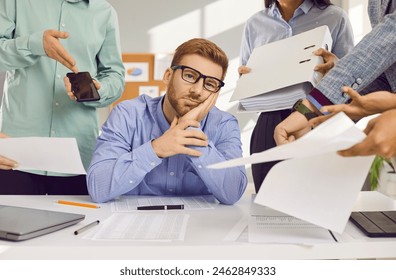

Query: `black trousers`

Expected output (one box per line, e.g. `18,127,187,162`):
250,109,292,193
0,170,88,195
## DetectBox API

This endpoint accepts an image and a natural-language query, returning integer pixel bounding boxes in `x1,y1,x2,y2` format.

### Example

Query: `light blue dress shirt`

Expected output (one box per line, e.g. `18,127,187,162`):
240,0,354,66
0,0,125,174
87,95,248,205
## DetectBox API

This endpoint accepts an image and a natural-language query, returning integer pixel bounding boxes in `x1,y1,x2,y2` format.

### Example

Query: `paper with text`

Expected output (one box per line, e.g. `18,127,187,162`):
87,213,189,241
0,137,85,174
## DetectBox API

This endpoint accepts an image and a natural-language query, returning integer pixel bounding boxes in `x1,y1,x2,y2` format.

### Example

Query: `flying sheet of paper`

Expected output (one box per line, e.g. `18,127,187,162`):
208,113,375,233
208,112,364,169
0,137,86,174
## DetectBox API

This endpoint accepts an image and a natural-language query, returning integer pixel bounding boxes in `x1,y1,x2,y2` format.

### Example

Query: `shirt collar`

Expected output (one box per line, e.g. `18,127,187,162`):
270,0,314,18
299,0,314,15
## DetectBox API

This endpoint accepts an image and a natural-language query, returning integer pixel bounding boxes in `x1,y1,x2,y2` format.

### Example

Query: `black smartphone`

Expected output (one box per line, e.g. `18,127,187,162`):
66,72,100,102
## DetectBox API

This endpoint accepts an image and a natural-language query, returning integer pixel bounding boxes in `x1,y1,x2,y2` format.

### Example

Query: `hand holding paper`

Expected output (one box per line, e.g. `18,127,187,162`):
0,137,86,174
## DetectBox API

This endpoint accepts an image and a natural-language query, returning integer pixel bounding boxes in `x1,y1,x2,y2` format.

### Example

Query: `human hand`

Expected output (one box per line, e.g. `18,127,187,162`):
338,109,396,158
179,92,218,124
0,133,18,170
63,76,101,101
151,117,209,158
313,48,339,75
320,87,396,119
238,65,251,75
43,29,78,73
274,111,312,145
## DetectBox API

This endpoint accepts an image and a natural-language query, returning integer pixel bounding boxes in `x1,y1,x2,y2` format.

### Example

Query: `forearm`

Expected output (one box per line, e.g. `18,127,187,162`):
363,91,396,114
87,141,161,203
313,11,396,107
189,142,247,205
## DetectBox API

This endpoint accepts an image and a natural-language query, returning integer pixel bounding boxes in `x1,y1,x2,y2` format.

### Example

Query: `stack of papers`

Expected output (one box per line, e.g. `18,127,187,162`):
233,26,332,112
238,83,313,112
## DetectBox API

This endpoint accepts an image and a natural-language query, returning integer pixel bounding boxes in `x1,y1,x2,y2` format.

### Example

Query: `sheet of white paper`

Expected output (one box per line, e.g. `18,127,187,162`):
111,195,216,212
0,137,85,174
208,112,360,169
255,152,374,234
87,213,189,241
208,113,375,234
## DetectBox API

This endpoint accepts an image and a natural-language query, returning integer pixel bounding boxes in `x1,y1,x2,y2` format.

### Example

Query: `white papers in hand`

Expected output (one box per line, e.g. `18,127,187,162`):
0,137,86,174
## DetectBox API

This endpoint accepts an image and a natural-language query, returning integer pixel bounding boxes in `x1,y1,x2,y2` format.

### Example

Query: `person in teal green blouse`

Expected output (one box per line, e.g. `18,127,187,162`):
0,0,125,194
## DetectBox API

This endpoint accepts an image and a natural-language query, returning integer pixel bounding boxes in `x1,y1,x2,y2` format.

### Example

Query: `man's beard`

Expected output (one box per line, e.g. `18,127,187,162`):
167,79,200,117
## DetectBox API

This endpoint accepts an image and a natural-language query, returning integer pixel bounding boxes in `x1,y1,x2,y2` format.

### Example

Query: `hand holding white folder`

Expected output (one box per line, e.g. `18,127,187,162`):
234,25,333,112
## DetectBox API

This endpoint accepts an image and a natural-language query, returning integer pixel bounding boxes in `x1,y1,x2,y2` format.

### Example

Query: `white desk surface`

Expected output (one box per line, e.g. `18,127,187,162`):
0,190,395,260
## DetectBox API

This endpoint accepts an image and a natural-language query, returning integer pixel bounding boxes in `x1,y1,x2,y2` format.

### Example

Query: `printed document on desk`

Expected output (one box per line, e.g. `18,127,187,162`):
209,113,375,234
85,213,189,241
0,137,85,174
232,25,332,112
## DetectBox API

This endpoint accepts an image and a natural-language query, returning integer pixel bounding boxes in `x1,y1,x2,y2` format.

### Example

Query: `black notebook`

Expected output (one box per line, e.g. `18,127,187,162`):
349,211,396,237
0,205,85,241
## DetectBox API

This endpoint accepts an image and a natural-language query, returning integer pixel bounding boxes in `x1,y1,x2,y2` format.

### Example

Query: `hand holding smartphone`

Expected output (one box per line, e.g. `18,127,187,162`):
66,72,100,102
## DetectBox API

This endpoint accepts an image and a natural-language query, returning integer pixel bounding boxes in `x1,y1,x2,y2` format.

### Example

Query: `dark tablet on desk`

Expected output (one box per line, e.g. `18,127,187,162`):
349,211,396,237
0,205,85,241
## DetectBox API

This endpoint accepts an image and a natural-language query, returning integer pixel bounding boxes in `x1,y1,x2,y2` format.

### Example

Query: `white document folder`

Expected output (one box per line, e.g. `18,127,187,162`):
232,25,333,112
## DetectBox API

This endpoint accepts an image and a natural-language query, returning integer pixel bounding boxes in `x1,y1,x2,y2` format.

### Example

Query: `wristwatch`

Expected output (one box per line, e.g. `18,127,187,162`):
292,99,317,120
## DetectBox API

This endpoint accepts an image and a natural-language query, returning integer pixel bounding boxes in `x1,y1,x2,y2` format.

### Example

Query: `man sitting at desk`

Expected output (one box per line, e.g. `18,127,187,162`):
87,38,247,204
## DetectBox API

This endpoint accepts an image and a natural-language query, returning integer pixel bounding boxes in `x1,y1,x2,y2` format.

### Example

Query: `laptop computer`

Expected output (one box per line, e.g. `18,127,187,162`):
0,205,85,241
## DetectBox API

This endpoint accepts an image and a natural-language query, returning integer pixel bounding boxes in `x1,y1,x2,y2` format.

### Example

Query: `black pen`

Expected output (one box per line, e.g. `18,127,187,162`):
74,220,100,235
137,204,184,210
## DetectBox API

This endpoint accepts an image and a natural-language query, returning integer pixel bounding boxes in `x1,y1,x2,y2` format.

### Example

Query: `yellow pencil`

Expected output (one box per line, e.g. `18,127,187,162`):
56,200,100,209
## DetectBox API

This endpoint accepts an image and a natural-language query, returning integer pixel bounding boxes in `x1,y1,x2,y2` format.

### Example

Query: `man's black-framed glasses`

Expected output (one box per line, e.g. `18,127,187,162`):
171,65,225,93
